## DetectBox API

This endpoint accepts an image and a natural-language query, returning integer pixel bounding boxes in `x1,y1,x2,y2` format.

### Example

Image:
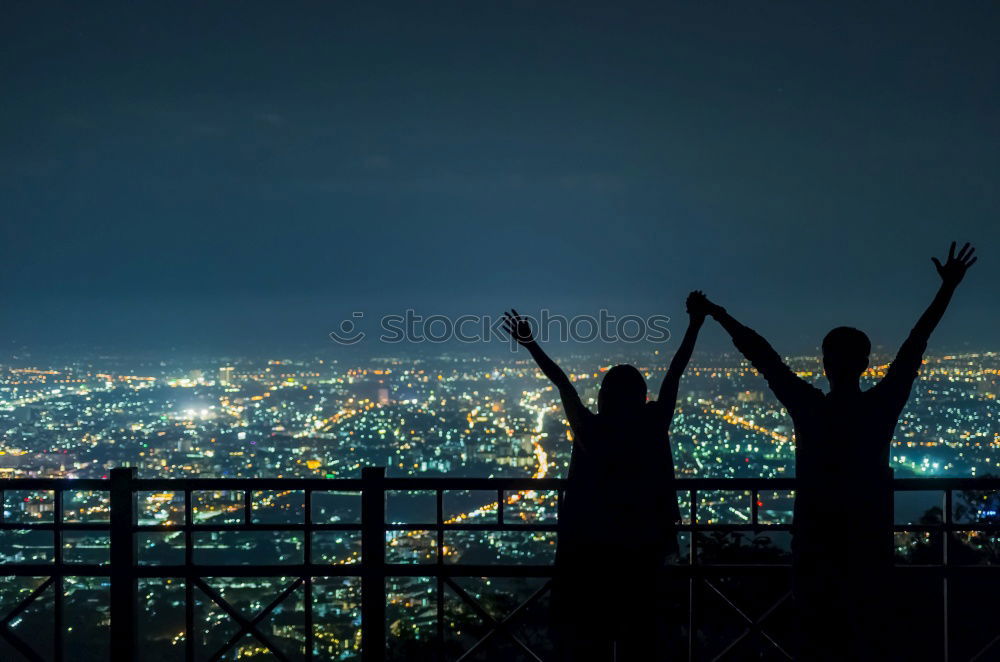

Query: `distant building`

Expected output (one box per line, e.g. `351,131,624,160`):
377,386,390,405
737,390,766,403
14,405,40,423
219,366,235,386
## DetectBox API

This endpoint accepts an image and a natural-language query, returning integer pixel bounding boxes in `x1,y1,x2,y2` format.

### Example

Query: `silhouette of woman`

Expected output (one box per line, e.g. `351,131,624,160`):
503,292,706,661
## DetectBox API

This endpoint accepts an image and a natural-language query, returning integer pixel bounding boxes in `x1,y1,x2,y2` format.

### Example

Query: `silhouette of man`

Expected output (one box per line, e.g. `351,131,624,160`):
503,293,706,661
696,243,976,660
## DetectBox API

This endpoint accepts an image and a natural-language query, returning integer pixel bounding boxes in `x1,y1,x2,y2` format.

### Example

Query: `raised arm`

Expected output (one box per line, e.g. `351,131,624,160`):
881,242,977,388
502,310,591,432
655,291,707,422
701,294,814,406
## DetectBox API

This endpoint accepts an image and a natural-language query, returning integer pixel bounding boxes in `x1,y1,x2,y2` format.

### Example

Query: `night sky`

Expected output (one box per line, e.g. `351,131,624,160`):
2,2,997,354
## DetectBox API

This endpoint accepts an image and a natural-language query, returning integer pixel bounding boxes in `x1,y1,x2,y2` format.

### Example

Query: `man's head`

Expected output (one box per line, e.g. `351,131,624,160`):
598,364,647,417
822,326,871,388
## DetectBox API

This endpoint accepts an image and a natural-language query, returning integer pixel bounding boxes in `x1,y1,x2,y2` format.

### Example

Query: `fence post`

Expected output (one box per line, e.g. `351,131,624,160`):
886,468,895,562
109,467,137,661
361,466,386,662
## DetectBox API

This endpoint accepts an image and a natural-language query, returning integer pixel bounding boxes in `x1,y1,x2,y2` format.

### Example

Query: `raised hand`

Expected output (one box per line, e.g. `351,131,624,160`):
932,242,977,288
688,291,726,319
686,290,711,319
502,309,535,346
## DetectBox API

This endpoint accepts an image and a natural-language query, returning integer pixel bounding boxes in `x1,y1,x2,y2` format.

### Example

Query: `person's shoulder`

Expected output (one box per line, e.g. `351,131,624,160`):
572,405,597,423
642,400,672,423
569,412,597,437
784,380,824,407
865,376,912,405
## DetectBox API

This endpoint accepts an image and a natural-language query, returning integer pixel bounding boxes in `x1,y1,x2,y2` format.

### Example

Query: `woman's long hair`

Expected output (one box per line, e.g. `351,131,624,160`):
597,364,647,418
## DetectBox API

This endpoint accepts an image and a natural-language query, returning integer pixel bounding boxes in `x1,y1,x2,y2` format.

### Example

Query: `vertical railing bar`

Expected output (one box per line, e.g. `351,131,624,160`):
52,484,62,568
52,489,63,562
944,488,953,662
304,489,313,563
437,489,445,660
943,488,953,561
54,573,64,662
689,489,698,561
497,489,504,528
185,577,194,662
943,568,949,662
110,468,137,662
304,489,314,661
185,488,194,662
244,489,253,526
751,489,759,528
687,573,695,662
361,467,386,662
436,488,444,563
304,575,314,662
688,488,697,662
185,489,193,565
53,488,64,662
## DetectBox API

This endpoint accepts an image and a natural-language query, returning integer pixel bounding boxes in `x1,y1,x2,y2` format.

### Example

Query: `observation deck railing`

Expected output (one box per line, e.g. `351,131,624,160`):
0,469,997,661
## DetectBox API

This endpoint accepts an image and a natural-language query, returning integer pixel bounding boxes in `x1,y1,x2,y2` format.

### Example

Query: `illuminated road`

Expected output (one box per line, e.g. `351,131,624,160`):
696,398,792,450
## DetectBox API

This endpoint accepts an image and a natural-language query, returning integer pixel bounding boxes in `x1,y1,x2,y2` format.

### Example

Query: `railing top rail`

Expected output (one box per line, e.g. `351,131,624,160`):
0,478,110,490
0,475,998,490
893,477,1000,490
132,477,365,490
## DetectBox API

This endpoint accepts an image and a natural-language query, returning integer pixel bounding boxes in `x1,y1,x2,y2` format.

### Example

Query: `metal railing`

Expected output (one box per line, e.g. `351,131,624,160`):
0,469,997,661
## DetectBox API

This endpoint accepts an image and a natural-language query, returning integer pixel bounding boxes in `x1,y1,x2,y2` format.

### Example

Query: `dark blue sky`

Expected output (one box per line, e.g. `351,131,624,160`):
2,1,997,354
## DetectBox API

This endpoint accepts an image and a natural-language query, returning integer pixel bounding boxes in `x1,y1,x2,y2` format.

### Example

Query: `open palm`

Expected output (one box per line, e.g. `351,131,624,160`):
502,310,534,345
932,242,977,288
